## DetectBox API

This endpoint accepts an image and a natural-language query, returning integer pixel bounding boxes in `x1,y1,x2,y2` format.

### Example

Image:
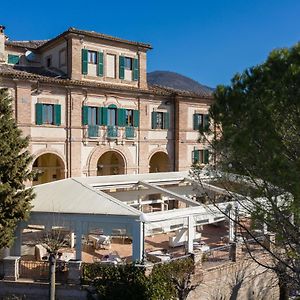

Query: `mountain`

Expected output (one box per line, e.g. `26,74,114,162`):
147,71,214,96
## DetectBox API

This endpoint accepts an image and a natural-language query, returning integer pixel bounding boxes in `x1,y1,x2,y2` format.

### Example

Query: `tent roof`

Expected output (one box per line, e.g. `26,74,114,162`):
32,178,141,217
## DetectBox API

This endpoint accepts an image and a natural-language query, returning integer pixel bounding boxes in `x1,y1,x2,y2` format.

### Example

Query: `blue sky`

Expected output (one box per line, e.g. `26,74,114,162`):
1,0,299,87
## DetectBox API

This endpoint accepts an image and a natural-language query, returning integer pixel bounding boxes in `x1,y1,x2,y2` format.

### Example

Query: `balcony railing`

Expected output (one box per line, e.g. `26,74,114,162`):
107,125,118,139
88,125,99,138
125,126,135,139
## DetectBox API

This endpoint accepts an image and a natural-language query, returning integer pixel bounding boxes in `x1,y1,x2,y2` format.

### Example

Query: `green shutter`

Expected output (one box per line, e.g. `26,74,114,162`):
193,114,199,130
204,114,210,131
97,52,104,77
204,150,209,164
132,58,139,81
152,111,157,129
117,108,126,127
8,54,20,64
35,103,43,125
119,56,125,79
82,106,89,125
82,49,88,75
192,150,200,164
101,107,108,125
164,112,169,129
133,110,139,127
53,104,61,126
96,107,102,125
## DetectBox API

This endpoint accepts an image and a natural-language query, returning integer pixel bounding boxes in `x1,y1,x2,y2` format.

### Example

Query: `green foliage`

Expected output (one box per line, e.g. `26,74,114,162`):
82,257,196,300
0,88,35,248
205,42,300,289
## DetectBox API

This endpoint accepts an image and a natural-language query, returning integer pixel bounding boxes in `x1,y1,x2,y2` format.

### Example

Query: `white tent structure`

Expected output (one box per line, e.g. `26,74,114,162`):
11,172,247,261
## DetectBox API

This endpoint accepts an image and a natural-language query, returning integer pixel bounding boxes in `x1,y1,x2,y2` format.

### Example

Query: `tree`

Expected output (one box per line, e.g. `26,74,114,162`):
195,43,300,298
0,88,34,248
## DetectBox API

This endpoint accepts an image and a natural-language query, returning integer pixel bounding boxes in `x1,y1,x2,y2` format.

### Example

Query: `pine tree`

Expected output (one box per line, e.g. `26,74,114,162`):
0,88,34,248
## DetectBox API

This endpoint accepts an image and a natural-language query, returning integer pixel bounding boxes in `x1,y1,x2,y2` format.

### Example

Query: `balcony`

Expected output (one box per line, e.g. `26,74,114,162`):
125,126,135,139
107,125,118,139
88,125,99,138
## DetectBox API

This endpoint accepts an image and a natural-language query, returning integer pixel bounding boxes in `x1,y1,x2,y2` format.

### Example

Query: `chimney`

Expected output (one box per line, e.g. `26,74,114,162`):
0,25,6,63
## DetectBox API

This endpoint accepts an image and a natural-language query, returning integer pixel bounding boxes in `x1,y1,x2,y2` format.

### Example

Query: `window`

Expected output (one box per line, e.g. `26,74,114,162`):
59,49,66,67
156,112,164,129
7,54,20,65
88,107,98,125
124,57,133,70
88,51,97,64
126,110,134,126
35,103,61,126
192,149,209,164
193,113,209,131
108,107,117,126
43,104,54,124
152,111,169,129
82,106,102,125
46,57,52,68
119,56,138,81
106,54,116,78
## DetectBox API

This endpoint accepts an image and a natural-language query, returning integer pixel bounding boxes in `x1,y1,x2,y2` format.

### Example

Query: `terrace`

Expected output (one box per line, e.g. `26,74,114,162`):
7,171,264,268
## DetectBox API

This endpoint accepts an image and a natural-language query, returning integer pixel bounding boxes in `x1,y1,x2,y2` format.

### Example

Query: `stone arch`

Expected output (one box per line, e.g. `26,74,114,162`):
149,149,171,173
31,149,67,185
87,145,134,176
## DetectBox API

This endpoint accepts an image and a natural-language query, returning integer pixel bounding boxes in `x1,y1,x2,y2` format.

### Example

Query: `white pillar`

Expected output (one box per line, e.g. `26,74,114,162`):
132,220,143,262
75,224,82,260
187,216,195,253
70,232,75,248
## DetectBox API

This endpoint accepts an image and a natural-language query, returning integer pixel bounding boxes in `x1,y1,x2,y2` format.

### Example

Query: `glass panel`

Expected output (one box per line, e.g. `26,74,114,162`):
88,107,97,125
108,108,117,126
126,110,133,126
124,57,132,70
43,104,53,124
156,112,163,129
88,51,97,64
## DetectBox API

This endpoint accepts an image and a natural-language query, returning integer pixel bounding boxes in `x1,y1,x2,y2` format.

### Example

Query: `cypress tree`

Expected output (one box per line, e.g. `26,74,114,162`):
0,88,34,248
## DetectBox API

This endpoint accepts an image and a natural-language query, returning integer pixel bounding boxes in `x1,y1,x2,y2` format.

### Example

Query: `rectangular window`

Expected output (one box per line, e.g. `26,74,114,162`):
36,103,61,126
193,114,203,130
107,107,117,126
42,104,54,124
8,54,20,64
193,113,209,131
88,51,97,64
152,111,169,129
106,54,116,78
88,107,98,125
192,149,209,164
126,110,134,126
156,112,164,129
124,57,133,70
59,49,66,67
46,57,52,68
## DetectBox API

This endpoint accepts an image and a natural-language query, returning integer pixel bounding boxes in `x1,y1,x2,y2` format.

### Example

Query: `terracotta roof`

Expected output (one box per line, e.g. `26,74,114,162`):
39,27,152,50
0,64,212,99
5,40,49,49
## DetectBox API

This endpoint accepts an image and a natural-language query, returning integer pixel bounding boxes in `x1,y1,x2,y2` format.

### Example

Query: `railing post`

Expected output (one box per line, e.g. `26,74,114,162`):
3,256,20,281
68,260,82,284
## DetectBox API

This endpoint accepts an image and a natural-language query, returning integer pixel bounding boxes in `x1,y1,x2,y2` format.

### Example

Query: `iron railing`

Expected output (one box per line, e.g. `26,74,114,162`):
107,125,118,139
125,126,135,139
88,125,99,138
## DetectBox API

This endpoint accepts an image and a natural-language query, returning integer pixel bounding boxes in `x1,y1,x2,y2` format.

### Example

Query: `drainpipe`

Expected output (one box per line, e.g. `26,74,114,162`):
173,93,178,171
137,96,141,174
